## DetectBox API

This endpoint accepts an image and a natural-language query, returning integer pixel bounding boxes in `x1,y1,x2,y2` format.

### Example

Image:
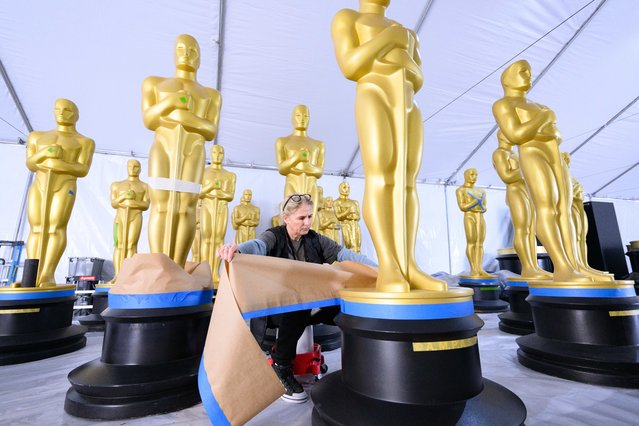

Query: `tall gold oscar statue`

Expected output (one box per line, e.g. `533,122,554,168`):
142,34,222,268
332,2,445,292
110,160,150,278
456,169,495,279
191,199,202,262
561,152,610,277
493,60,611,283
493,132,552,280
232,189,260,243
24,99,95,287
271,213,283,228
275,104,325,230
333,181,362,253
200,144,236,284
318,196,341,244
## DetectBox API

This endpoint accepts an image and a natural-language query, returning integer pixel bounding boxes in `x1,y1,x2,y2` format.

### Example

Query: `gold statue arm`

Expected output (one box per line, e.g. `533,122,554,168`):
492,100,553,145
408,29,424,92
141,77,188,130
135,184,151,210
493,150,521,184
179,88,221,140
110,184,127,208
275,139,307,175
456,187,477,212
37,139,94,177
301,143,325,178
26,133,59,172
331,9,411,81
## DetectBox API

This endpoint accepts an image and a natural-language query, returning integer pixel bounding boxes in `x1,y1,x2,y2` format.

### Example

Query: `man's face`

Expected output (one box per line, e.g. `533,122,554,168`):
175,35,200,71
54,99,78,125
284,203,313,237
292,106,310,130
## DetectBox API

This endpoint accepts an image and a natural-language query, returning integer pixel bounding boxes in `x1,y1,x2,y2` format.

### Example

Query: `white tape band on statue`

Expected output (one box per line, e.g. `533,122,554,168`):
147,177,201,194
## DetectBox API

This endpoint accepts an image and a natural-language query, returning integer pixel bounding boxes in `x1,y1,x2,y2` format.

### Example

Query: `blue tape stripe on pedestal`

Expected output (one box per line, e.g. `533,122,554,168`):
0,289,75,300
459,277,499,285
506,281,529,288
198,360,231,426
94,287,111,293
108,289,214,309
529,286,635,298
340,299,474,320
242,298,340,320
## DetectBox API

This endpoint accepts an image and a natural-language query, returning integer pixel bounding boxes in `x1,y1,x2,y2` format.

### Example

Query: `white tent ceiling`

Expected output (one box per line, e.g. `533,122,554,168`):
1,0,638,201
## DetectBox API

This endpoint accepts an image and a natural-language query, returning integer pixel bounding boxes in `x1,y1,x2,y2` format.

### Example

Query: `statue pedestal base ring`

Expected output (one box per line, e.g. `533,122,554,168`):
64,291,212,419
516,281,639,388
311,289,527,426
0,285,87,365
498,279,535,335
458,276,508,313
77,284,112,331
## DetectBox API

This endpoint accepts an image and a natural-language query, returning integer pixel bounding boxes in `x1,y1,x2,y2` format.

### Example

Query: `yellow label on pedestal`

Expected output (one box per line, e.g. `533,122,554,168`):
0,308,40,314
412,336,477,352
609,309,639,317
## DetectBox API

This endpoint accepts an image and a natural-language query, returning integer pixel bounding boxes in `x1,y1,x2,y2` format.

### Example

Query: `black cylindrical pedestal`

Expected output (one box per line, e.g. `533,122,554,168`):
0,286,87,365
517,290,639,388
65,303,212,419
459,278,508,313
77,289,109,331
498,283,534,335
312,312,526,425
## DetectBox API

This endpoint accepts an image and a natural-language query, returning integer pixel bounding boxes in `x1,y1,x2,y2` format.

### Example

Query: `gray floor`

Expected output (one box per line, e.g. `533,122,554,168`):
1,313,638,425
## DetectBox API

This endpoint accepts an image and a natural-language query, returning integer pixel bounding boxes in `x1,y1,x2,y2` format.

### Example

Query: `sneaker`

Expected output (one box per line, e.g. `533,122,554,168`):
272,363,309,403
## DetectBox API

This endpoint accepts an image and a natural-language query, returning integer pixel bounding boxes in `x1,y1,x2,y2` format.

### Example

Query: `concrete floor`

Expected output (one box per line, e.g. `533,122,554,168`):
1,313,638,425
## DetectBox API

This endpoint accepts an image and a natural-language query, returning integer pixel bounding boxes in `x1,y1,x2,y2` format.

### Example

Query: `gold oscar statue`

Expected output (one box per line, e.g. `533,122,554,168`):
275,104,325,229
110,160,150,279
493,132,551,280
562,152,610,277
333,182,362,253
232,189,260,243
200,144,236,284
332,2,446,292
318,196,341,244
24,98,95,287
142,34,222,268
455,169,495,279
271,213,283,228
191,199,202,262
493,59,611,283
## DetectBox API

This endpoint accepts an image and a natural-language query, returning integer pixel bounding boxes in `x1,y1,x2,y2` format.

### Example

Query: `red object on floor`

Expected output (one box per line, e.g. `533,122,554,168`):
268,343,326,376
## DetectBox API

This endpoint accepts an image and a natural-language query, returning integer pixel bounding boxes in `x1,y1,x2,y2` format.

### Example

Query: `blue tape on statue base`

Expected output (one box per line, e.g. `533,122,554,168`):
94,287,111,293
529,286,635,298
506,280,529,288
459,277,499,285
340,299,474,320
242,298,340,320
0,288,76,301
108,289,214,309
198,360,231,426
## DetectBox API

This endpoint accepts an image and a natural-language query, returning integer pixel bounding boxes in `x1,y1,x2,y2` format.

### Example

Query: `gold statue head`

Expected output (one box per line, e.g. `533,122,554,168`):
241,189,252,203
324,196,334,209
54,98,79,126
500,60,531,92
561,152,571,167
292,105,310,131
174,34,200,72
339,181,350,196
211,144,225,165
463,168,478,185
127,159,141,177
